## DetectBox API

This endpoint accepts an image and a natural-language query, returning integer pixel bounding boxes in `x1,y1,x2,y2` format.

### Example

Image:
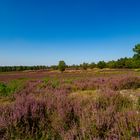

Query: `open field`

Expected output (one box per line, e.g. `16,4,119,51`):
0,69,140,139
0,68,137,82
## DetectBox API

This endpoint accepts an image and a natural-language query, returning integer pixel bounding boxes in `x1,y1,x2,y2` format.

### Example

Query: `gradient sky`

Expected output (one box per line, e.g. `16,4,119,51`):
0,0,140,66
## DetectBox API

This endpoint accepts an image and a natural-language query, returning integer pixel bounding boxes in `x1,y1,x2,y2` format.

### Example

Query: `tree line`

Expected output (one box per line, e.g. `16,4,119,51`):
0,44,140,72
0,66,47,72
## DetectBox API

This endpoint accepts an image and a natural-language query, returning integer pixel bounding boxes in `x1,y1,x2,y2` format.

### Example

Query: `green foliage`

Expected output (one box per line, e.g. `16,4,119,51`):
89,62,96,69
107,60,116,68
0,65,47,72
70,64,80,70
51,80,60,88
51,65,58,70
44,78,50,84
133,44,140,59
81,62,88,70
0,80,26,97
97,61,106,69
115,58,127,68
0,83,8,96
58,60,66,72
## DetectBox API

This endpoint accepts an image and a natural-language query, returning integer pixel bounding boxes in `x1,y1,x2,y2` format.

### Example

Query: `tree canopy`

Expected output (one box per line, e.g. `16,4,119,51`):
133,44,140,59
58,60,66,72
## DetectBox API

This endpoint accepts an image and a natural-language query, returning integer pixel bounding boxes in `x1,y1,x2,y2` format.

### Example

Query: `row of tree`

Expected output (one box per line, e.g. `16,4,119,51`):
58,44,140,72
68,57,140,70
0,44,140,72
0,66,47,72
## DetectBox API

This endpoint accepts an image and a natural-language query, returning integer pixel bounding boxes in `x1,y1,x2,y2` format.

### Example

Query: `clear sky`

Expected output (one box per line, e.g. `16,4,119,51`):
0,0,140,66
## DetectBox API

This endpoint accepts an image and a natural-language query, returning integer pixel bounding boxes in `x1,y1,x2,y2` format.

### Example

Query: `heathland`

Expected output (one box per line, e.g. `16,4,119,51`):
1,44,140,139
0,68,140,139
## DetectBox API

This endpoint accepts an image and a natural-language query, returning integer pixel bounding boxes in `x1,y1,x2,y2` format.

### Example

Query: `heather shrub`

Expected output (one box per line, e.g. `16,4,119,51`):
112,111,140,139
73,79,97,91
109,76,140,90
95,89,115,111
119,77,140,90
1,74,140,139
72,76,140,92
96,94,110,110
113,94,133,112
0,95,62,140
96,91,133,112
94,106,116,139
64,107,80,131
94,93,136,139
39,79,60,90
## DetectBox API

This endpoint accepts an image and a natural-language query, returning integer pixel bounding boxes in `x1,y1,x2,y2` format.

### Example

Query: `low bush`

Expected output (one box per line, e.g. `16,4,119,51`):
109,76,140,90
0,83,9,96
0,80,26,97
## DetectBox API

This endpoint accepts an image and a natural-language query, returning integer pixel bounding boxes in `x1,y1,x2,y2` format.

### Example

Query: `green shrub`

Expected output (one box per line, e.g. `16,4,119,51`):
97,61,106,69
44,78,50,84
51,80,60,88
0,80,26,97
0,83,9,96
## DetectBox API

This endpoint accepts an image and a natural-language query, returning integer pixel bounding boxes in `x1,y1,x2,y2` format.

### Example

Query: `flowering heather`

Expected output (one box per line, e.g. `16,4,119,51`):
0,72,140,139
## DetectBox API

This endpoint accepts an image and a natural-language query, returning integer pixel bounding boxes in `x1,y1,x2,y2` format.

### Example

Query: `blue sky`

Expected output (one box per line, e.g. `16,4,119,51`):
0,0,140,66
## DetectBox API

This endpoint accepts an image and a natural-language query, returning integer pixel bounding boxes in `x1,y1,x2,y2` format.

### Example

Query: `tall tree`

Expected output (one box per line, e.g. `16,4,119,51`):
58,60,66,72
133,44,140,59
